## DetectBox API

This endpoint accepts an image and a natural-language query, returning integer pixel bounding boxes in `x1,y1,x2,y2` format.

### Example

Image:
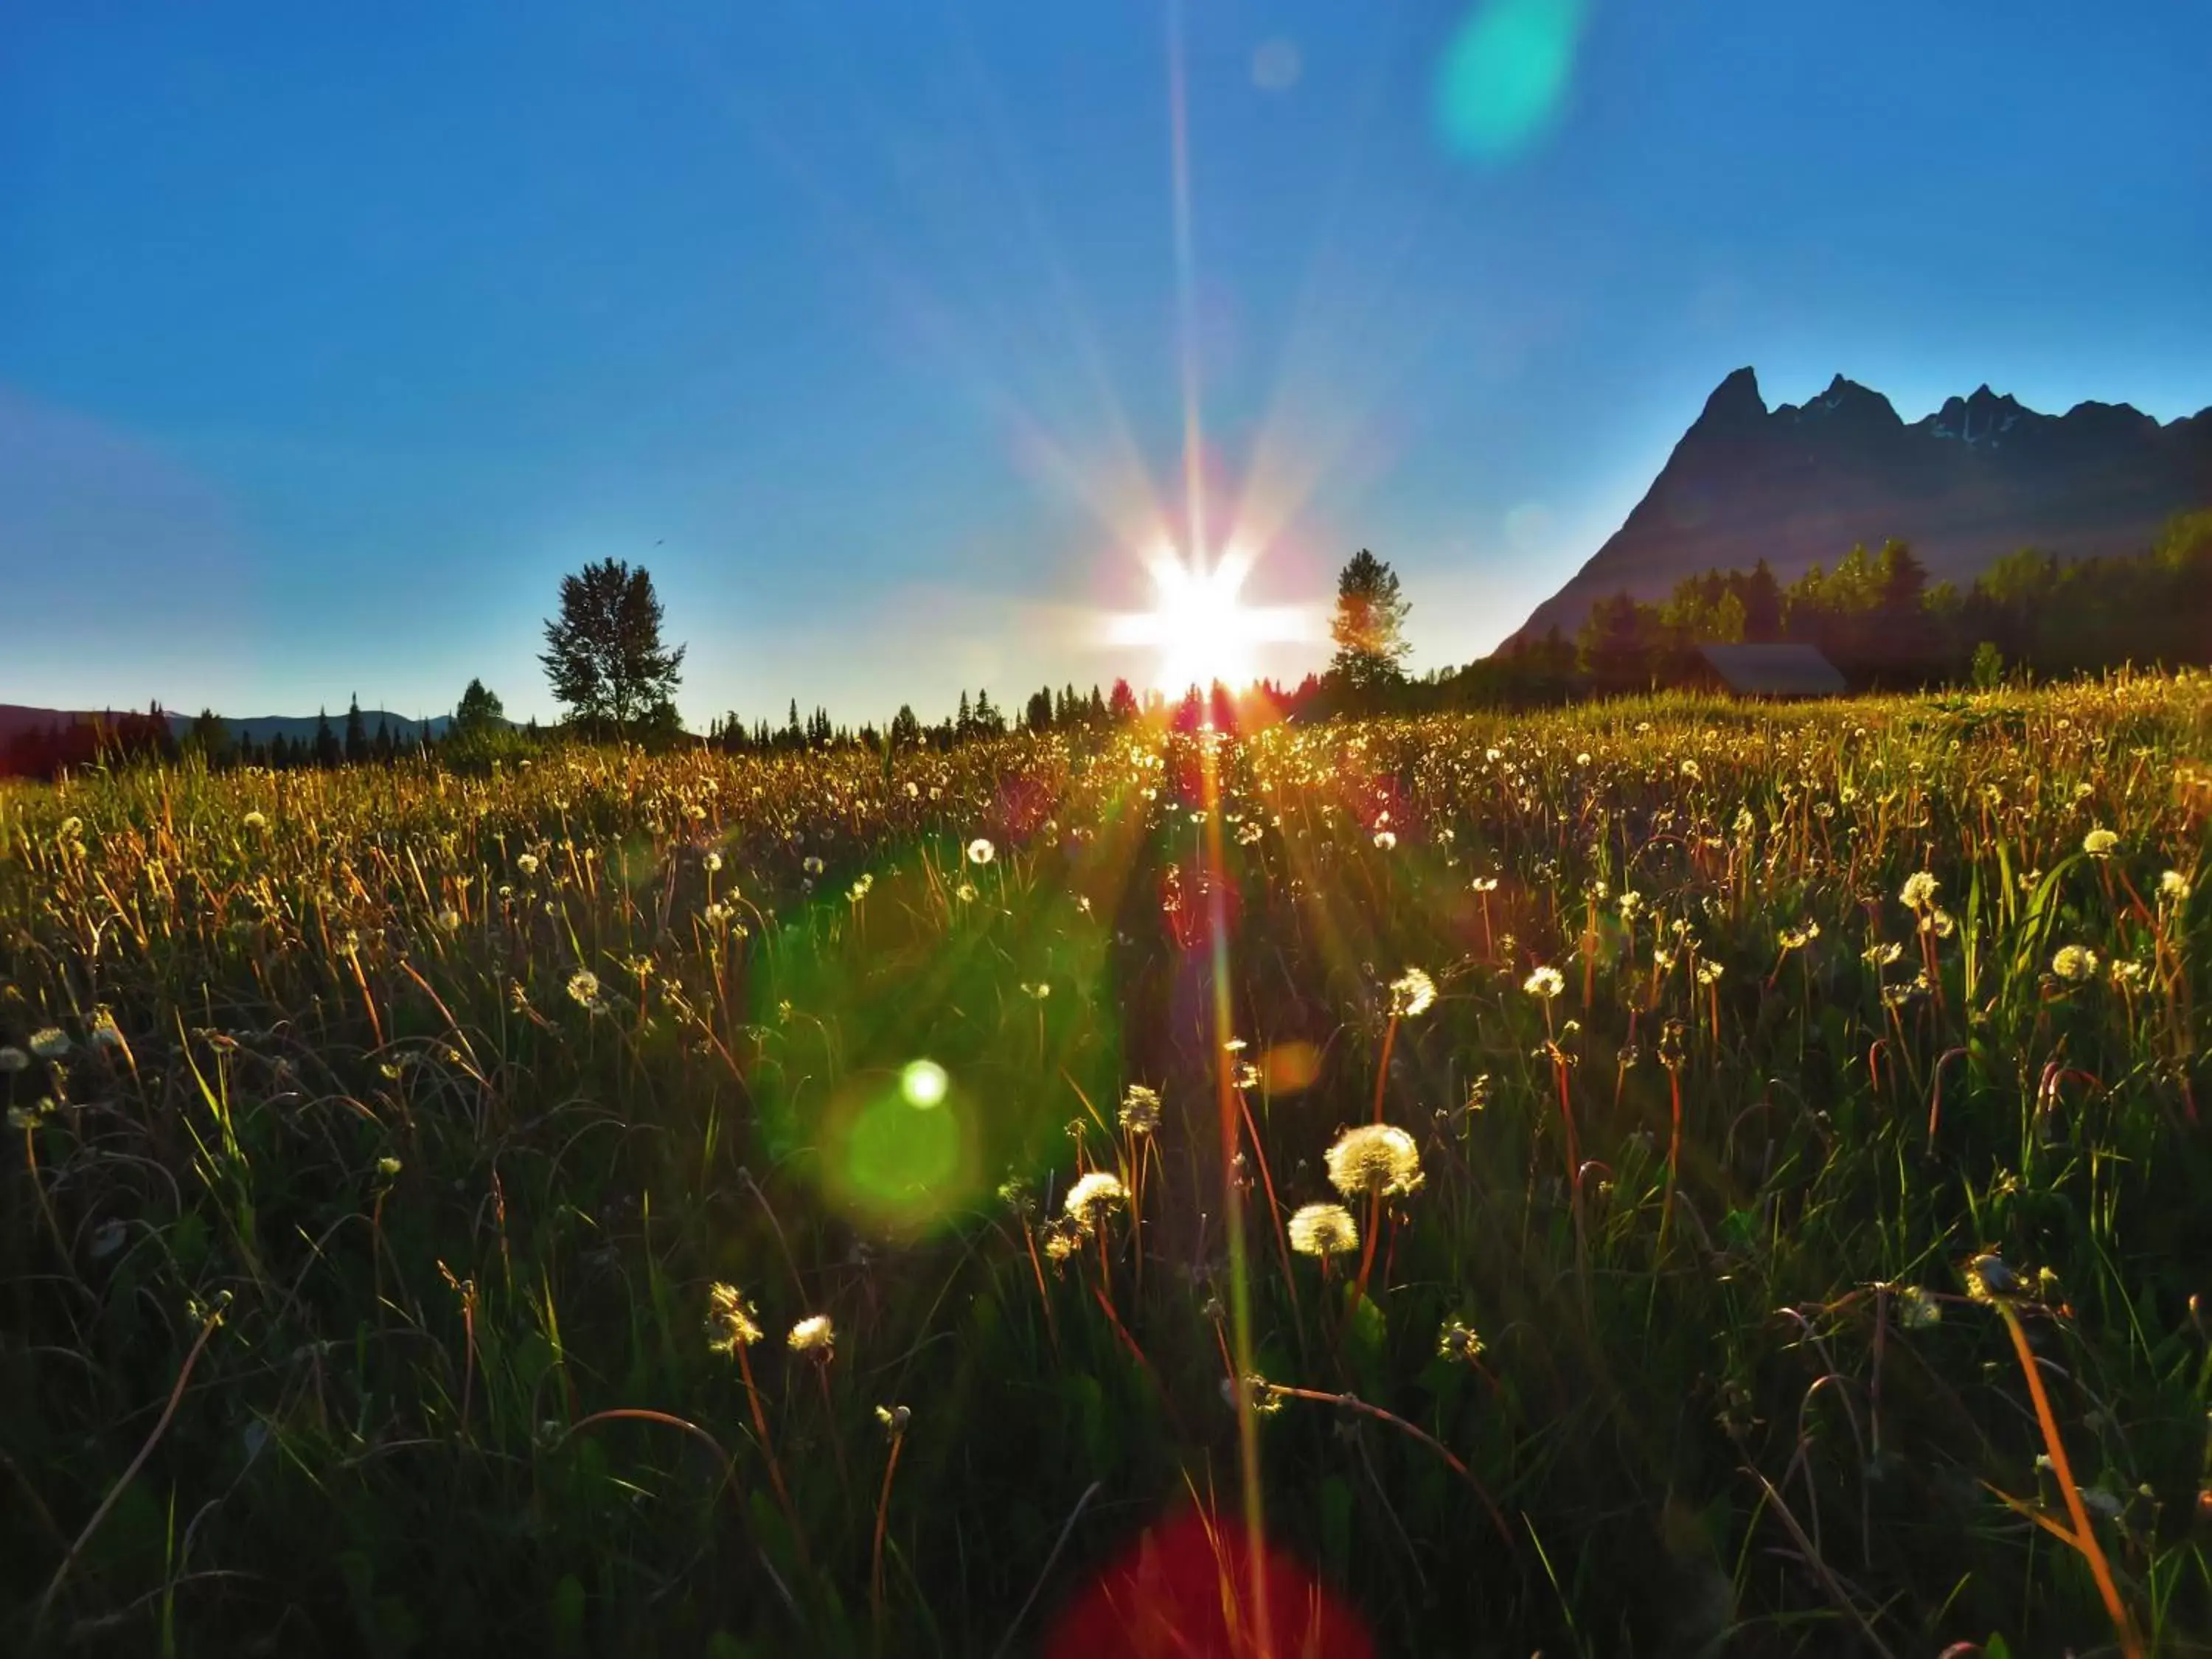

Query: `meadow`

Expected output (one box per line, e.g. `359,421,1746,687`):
3,674,2209,1657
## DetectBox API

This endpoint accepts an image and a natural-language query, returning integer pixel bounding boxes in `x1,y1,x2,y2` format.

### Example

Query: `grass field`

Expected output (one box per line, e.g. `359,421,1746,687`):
4,674,2210,1657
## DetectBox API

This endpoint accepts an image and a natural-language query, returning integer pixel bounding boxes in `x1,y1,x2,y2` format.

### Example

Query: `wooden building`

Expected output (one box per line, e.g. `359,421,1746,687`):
1689,643,1848,698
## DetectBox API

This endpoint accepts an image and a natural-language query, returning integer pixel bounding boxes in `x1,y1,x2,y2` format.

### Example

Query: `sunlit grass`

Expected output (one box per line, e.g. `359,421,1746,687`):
2,670,2208,1655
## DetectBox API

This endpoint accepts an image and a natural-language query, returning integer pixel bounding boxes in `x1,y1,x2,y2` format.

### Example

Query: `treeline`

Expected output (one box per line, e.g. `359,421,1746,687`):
0,692,538,782
706,679,1174,753
1449,509,2212,706
1,708,184,782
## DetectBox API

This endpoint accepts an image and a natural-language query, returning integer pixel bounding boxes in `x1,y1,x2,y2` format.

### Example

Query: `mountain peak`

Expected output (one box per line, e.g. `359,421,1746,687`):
1694,366,1766,430
1784,373,1902,428
1509,366,2212,645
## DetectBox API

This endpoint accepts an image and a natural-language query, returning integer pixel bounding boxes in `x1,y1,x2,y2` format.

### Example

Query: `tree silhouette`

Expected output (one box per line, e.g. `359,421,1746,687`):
540,560,686,737
313,709,341,769
454,678,505,734
344,696,369,765
184,709,231,767
1328,549,1411,694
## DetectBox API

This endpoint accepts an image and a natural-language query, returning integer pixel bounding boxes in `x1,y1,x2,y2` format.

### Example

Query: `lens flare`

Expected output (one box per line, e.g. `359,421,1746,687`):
1107,544,1316,693
900,1057,950,1108
1434,0,1589,161
833,1076,970,1234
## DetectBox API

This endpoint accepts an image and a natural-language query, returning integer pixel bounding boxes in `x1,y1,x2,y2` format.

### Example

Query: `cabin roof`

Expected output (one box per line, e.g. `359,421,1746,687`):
1695,643,1848,697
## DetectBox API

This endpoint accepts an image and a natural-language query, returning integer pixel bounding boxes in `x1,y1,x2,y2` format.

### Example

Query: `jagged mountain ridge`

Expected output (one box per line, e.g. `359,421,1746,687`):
1512,367,2212,644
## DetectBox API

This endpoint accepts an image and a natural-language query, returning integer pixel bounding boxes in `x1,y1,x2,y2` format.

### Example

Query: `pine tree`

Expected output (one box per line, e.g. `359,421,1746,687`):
1328,549,1411,695
344,696,369,765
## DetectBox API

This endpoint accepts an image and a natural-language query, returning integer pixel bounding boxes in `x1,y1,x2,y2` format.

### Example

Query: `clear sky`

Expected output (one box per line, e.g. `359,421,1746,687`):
4,1,2208,727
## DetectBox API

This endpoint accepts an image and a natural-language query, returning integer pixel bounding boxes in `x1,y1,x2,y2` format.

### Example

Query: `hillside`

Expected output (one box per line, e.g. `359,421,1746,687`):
1513,368,2212,642
0,706,457,749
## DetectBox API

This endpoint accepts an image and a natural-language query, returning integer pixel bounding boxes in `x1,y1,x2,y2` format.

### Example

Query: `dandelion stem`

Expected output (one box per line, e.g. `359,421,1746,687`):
1371,1012,1398,1124
735,1341,805,1566
34,1301,225,1638
871,1422,906,1637
1997,1304,2140,1658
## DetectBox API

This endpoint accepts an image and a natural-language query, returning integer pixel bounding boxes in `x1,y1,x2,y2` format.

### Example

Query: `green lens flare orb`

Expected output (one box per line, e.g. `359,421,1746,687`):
900,1058,950,1108
846,1088,961,1208
1434,0,1589,162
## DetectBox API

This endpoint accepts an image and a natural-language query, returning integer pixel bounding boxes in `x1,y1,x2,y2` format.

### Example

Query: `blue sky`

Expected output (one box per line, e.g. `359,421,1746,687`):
4,1,2208,726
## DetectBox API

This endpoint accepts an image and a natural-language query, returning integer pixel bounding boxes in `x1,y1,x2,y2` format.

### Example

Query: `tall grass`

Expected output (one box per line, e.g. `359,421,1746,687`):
2,671,2208,1655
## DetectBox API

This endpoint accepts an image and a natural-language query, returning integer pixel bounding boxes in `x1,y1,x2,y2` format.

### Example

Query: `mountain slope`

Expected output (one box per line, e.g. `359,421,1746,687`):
0,706,459,748
1512,368,2212,643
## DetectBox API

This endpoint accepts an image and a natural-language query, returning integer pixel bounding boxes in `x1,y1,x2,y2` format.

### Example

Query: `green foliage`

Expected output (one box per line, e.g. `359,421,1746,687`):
540,559,687,735
1972,639,2006,689
1555,515,2212,703
1329,549,1412,695
1,675,2208,1655
453,678,506,734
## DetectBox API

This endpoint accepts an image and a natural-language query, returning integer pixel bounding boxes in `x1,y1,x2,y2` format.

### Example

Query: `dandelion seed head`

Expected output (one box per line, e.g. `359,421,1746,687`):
27,1028,70,1060
1899,872,1939,911
706,1282,762,1352
2051,944,2098,984
1063,1170,1128,1234
787,1314,835,1355
1896,1284,1942,1329
2082,827,2118,858
1118,1085,1162,1135
1437,1318,1485,1363
1324,1122,1425,1200
966,838,996,866
1222,1373,1284,1416
566,969,602,1008
1287,1201,1360,1256
1523,965,1565,1000
1388,967,1437,1018
2160,869,2191,902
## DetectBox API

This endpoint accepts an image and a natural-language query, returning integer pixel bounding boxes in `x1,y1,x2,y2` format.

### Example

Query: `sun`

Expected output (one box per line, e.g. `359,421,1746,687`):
1108,545,1315,692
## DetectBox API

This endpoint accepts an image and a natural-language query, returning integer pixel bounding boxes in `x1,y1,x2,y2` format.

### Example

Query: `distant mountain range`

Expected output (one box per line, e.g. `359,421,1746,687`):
0,705,461,748
1513,368,2212,643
